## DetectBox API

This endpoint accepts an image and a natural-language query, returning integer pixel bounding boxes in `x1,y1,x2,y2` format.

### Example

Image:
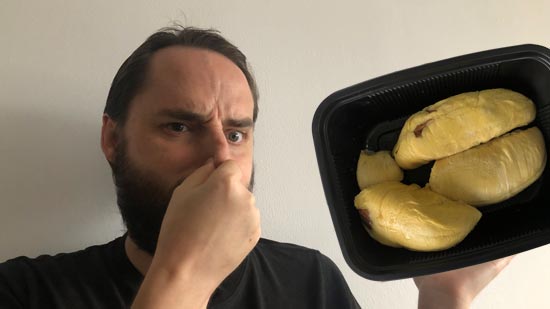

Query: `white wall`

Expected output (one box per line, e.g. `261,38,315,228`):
1,1,549,308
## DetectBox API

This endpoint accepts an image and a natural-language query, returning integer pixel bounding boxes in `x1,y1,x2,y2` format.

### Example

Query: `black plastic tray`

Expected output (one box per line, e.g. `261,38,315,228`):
312,44,550,281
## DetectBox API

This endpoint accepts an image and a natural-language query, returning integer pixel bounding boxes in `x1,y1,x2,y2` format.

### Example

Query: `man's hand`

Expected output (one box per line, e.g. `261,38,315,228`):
132,159,261,309
414,255,514,309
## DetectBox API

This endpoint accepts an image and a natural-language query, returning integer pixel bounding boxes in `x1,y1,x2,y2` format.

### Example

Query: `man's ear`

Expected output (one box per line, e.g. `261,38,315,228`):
101,114,119,164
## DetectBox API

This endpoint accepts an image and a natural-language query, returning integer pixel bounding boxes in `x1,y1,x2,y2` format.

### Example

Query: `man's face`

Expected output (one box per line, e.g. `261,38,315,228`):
110,47,255,254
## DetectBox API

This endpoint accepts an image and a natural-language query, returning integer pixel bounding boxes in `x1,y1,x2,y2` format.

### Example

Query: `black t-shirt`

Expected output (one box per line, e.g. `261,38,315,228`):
0,236,361,308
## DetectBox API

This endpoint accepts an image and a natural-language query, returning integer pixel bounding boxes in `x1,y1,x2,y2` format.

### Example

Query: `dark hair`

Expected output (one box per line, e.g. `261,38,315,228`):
104,26,259,124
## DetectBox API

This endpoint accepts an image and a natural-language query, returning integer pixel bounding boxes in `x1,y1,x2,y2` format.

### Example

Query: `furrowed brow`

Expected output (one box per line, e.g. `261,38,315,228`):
157,109,253,128
157,109,209,123
223,118,254,128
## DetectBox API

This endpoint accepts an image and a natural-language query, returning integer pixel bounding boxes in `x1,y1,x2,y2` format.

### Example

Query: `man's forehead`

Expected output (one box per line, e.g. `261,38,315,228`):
129,46,254,120
148,46,241,82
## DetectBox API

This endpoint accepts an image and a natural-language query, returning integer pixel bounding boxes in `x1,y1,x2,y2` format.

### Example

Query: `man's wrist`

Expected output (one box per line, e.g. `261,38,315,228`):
417,284,471,309
132,258,217,309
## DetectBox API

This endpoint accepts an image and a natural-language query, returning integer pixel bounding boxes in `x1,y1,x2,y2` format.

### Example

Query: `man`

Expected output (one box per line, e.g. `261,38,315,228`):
0,26,511,308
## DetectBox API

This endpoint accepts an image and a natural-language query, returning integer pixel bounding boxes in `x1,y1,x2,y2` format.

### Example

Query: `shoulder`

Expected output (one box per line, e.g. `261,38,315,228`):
0,236,129,291
0,246,95,308
0,236,124,277
0,251,74,282
252,238,343,276
0,236,136,308
255,238,319,254
254,238,324,260
244,238,361,308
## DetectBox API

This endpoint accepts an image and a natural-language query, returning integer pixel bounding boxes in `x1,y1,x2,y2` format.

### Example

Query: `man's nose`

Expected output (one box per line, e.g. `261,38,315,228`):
209,129,231,167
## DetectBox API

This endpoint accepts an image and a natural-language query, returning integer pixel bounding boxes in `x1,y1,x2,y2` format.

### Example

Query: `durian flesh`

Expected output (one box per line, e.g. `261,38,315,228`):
356,150,403,189
393,88,536,169
354,182,481,251
429,127,547,206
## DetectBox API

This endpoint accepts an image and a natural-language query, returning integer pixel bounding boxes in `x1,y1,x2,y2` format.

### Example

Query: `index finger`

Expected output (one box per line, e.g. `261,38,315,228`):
178,158,216,189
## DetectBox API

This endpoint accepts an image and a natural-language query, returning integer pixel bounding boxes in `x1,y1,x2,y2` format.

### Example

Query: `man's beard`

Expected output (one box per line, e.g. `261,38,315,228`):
111,139,254,255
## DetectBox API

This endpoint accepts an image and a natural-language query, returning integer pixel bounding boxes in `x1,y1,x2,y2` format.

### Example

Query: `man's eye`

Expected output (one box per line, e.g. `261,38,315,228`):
168,123,188,132
227,131,244,143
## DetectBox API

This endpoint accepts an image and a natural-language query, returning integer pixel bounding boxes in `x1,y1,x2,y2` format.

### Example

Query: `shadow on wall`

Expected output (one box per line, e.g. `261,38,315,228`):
0,105,123,261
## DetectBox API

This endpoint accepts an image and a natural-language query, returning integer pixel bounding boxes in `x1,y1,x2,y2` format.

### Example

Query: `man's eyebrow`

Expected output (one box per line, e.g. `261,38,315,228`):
223,118,254,128
157,109,253,127
156,109,208,122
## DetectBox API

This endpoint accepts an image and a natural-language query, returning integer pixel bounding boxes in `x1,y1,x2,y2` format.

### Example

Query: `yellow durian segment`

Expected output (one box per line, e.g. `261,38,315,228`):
356,150,403,189
393,88,536,169
429,127,547,206
354,182,481,251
